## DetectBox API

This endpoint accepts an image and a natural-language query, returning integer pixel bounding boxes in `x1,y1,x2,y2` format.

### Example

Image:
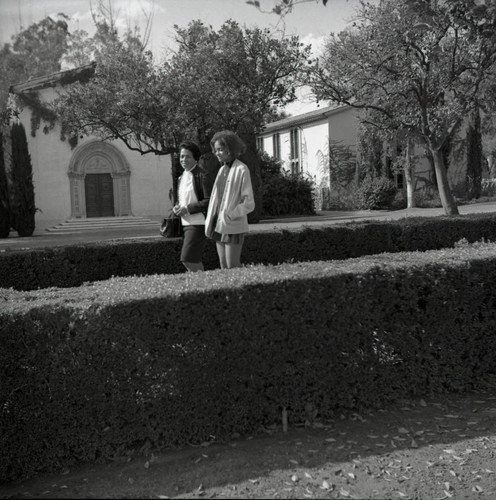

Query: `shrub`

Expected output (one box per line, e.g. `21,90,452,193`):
259,152,315,216
481,178,496,198
353,175,397,210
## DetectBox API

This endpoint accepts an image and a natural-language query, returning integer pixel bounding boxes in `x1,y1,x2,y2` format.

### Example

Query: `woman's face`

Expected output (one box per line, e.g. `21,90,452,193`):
213,141,233,164
180,148,197,171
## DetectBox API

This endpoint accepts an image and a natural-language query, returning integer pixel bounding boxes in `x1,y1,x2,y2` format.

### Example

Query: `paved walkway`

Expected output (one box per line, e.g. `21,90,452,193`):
1,201,496,251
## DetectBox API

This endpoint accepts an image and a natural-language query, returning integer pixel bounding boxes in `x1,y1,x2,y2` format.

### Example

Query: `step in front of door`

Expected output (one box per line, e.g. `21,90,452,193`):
46,217,159,233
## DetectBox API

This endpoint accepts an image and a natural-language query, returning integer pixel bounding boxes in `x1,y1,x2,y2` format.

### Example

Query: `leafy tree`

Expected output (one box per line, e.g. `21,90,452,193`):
61,30,96,69
247,0,329,16
53,19,310,221
10,122,36,236
54,20,310,155
54,23,164,154
0,16,71,119
309,0,496,215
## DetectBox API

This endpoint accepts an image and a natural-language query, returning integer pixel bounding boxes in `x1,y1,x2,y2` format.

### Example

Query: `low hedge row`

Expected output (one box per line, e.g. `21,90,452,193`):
2,242,496,482
1,212,496,291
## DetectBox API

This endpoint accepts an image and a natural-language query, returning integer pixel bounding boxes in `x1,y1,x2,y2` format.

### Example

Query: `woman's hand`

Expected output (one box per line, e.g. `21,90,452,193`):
173,205,188,216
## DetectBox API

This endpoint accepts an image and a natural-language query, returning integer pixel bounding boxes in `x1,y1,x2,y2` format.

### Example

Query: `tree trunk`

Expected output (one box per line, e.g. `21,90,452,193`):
404,136,416,209
430,147,459,215
488,154,496,179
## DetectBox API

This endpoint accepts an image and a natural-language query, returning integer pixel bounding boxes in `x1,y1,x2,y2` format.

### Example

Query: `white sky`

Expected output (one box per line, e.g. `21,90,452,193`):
0,0,368,114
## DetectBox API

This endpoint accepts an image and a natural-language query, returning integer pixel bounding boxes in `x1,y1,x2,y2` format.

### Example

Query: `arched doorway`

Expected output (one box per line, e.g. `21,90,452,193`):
85,173,114,217
68,141,132,218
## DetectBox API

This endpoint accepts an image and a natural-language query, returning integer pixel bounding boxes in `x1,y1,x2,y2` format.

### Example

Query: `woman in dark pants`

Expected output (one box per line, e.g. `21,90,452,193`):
173,141,214,272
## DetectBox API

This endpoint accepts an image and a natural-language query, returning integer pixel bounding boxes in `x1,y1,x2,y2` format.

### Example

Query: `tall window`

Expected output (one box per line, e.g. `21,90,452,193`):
256,136,263,153
395,172,404,189
272,133,281,160
290,128,300,174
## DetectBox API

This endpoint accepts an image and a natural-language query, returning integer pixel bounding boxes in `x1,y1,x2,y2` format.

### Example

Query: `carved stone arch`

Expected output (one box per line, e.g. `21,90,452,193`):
68,140,132,218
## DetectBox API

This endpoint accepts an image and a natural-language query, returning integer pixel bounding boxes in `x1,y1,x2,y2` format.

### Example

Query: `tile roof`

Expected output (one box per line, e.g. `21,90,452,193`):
259,104,351,134
9,62,96,94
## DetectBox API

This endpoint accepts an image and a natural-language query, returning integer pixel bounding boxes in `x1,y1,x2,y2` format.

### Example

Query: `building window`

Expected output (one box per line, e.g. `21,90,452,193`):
256,136,263,153
290,128,300,174
272,133,281,160
396,172,404,189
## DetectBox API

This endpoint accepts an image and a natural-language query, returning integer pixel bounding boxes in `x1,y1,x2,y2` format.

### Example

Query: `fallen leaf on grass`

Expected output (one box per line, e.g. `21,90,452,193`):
320,480,333,490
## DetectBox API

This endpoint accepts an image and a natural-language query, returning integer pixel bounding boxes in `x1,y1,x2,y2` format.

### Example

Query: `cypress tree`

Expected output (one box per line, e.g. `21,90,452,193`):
466,108,482,200
0,130,10,238
11,122,36,237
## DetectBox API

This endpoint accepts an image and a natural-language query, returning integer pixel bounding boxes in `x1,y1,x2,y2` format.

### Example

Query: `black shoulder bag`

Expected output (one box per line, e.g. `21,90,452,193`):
160,211,183,238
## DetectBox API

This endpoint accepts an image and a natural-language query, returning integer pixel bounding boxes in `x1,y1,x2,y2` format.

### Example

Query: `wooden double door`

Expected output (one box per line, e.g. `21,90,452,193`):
85,173,115,217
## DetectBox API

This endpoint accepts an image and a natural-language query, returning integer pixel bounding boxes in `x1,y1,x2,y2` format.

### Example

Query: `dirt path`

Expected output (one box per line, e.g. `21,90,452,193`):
2,382,496,499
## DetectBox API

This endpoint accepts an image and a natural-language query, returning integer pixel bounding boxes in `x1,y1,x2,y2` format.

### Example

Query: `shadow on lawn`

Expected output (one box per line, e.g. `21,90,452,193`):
2,380,496,499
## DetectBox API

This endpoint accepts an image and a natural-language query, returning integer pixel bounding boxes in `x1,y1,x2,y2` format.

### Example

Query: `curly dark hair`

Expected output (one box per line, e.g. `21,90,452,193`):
210,131,246,158
179,141,201,161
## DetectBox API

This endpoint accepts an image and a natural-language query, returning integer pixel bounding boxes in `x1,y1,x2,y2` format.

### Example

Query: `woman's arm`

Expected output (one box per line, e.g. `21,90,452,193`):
228,166,255,220
187,170,214,215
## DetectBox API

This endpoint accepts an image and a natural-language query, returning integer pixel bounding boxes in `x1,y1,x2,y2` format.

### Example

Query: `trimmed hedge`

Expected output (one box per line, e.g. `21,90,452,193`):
1,242,496,482
2,212,496,291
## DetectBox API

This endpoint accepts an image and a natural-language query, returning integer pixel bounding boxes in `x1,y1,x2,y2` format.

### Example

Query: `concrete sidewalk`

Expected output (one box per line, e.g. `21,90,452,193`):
1,201,496,251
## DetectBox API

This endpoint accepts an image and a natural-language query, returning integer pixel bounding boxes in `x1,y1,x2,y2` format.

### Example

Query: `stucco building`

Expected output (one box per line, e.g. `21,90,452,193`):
7,64,173,232
257,103,489,209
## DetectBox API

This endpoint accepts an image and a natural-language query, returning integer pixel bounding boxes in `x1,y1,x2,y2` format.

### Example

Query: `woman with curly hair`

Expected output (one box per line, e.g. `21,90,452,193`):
205,130,255,269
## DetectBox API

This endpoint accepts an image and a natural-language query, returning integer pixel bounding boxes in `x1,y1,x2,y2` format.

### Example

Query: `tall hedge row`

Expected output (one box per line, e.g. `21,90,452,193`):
1,242,496,482
1,212,496,291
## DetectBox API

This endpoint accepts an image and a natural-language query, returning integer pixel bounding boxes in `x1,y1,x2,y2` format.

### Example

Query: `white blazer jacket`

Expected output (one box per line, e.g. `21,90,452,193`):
205,158,255,236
